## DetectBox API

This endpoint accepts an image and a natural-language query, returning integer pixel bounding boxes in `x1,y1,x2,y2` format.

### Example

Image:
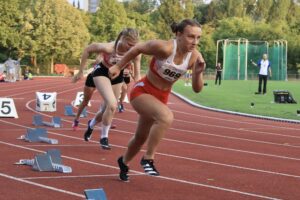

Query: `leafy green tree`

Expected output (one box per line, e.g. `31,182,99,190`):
286,0,300,31
0,0,21,58
268,0,291,22
156,0,195,39
252,0,273,21
199,24,216,70
213,17,254,40
124,0,158,14
16,0,90,73
90,0,131,42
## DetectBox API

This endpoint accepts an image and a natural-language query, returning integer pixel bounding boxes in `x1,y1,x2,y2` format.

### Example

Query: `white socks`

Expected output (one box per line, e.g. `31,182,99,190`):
101,124,111,139
89,118,111,139
89,118,97,129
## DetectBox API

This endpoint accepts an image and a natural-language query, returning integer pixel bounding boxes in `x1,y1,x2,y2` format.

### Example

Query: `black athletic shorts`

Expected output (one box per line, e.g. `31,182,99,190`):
85,73,96,88
92,62,124,85
124,76,130,84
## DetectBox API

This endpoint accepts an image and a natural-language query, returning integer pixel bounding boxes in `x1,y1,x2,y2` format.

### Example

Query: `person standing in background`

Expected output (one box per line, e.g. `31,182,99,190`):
215,62,222,85
251,54,272,95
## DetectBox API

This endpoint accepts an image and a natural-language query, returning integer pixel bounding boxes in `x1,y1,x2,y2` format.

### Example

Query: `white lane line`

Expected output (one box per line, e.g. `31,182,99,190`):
112,107,300,138
16,102,300,162
120,101,300,132
171,109,300,131
2,119,300,180
0,172,85,198
80,102,300,140
88,111,300,147
0,80,57,92
19,82,300,143
0,140,282,200
26,96,300,151
24,144,98,147
155,175,281,200
6,81,80,98
22,173,143,180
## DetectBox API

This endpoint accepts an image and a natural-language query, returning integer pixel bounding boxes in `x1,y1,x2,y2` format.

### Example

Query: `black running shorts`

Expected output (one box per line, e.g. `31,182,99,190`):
124,76,130,84
92,62,124,85
85,73,96,88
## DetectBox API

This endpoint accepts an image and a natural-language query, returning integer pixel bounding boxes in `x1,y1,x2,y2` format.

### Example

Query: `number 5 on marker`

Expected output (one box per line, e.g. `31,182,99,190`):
0,98,18,118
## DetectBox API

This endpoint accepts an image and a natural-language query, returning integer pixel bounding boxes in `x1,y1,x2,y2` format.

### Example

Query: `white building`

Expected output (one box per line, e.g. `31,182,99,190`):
88,0,99,13
67,0,131,13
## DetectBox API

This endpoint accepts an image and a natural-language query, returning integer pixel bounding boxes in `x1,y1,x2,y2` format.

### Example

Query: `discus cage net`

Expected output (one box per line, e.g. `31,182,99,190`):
216,39,287,80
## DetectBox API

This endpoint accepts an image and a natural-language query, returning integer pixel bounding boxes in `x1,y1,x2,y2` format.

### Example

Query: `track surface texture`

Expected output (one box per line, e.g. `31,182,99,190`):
1,77,300,200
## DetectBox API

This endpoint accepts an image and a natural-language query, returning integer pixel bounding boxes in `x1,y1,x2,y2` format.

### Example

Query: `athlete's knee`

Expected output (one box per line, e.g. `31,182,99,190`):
106,101,118,113
157,109,173,126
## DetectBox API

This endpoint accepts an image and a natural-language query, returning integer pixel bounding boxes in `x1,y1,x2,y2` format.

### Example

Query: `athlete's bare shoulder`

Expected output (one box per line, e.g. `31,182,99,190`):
86,42,115,54
142,39,173,59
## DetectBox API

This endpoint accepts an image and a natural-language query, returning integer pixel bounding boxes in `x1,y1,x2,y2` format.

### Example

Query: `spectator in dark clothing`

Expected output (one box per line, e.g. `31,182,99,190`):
215,62,222,85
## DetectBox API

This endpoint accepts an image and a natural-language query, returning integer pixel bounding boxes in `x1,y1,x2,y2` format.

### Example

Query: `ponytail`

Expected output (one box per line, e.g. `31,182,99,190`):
170,19,201,34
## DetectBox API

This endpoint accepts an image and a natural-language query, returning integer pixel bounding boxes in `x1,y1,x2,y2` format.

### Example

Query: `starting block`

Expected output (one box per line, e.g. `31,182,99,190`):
64,105,87,117
33,114,61,128
18,128,58,144
84,188,107,200
15,149,72,173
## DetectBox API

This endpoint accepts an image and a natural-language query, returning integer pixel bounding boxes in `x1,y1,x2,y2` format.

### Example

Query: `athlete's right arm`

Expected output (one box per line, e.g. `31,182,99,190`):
109,40,170,80
72,43,110,83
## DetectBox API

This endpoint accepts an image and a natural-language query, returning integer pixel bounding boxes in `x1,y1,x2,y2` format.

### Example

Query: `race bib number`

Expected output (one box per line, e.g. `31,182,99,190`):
157,64,185,82
0,98,18,118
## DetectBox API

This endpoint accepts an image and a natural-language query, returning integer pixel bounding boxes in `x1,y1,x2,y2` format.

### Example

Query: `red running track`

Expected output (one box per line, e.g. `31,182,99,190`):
1,77,300,200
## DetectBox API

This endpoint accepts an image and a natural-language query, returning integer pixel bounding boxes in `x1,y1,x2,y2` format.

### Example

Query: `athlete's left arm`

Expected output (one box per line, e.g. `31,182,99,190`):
191,51,206,93
132,54,142,81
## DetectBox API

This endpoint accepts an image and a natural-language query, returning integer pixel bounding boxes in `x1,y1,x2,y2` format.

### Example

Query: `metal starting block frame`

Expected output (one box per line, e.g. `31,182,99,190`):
64,105,87,117
33,114,61,128
15,149,72,173
84,188,107,200
18,128,58,144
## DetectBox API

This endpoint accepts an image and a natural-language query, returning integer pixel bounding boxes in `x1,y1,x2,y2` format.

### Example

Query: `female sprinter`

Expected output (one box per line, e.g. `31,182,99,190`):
72,54,101,131
73,28,141,150
109,19,205,181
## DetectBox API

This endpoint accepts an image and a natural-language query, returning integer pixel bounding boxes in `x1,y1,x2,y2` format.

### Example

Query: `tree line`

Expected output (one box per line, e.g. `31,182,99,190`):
0,0,299,74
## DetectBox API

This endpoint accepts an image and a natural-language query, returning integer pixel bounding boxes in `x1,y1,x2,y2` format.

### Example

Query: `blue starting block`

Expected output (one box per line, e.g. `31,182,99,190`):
33,114,61,128
18,128,58,144
64,105,75,116
64,105,87,117
84,188,107,200
15,149,72,173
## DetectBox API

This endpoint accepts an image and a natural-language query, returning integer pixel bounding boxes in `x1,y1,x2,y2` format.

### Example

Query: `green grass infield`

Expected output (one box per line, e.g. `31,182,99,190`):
173,79,300,121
